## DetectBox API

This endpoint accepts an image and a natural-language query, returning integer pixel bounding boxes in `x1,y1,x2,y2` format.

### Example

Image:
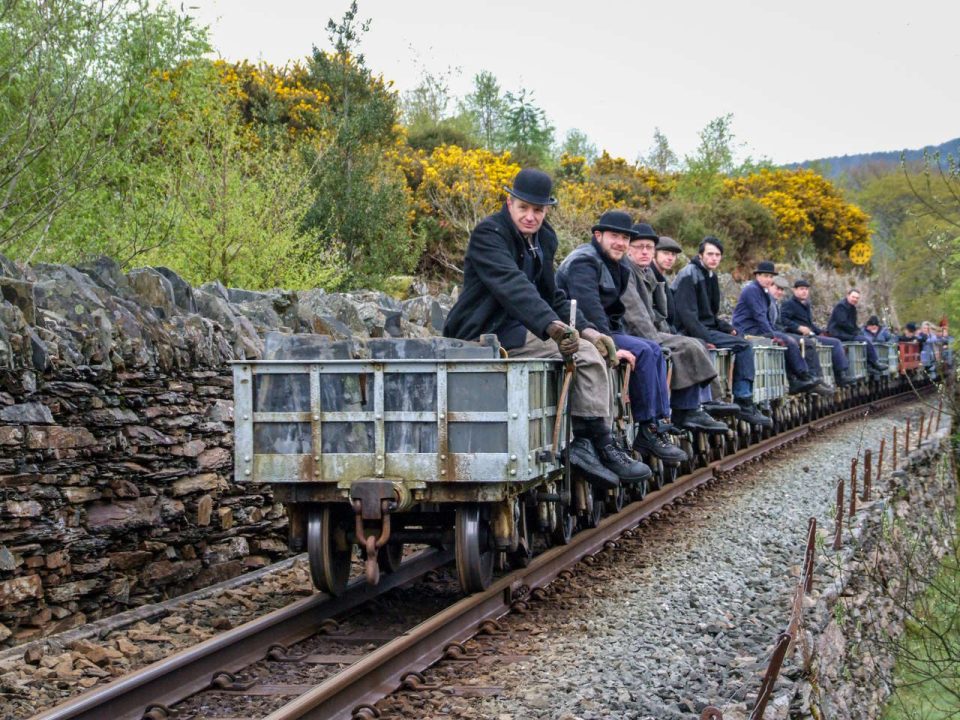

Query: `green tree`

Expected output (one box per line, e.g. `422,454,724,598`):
560,128,598,164
677,114,739,200
0,0,208,259
302,1,419,288
501,88,554,167
460,70,505,151
639,127,677,173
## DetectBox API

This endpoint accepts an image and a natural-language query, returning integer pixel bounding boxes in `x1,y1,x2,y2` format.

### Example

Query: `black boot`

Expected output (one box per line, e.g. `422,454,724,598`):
788,375,819,394
701,399,741,417
867,359,889,372
735,397,773,428
632,422,688,464
836,370,856,386
673,408,729,435
566,436,619,490
810,381,835,397
595,439,652,483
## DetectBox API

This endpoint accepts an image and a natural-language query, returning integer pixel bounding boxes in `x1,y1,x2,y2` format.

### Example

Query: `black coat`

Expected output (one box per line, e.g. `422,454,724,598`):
443,206,592,348
780,297,822,335
827,299,859,341
651,263,677,331
555,239,629,336
671,257,735,340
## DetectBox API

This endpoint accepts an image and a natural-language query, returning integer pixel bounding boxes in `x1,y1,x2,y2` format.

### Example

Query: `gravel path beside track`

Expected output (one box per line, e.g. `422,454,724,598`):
376,400,931,720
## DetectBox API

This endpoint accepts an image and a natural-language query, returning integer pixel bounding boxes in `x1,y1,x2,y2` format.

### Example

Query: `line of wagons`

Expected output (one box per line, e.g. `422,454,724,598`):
233,333,933,596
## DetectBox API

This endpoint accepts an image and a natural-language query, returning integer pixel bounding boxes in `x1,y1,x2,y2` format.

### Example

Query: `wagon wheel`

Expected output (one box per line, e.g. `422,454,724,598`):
580,483,603,529
455,504,495,593
508,501,535,569
377,543,404,574
662,463,679,485
551,502,575,545
307,505,352,596
604,485,626,514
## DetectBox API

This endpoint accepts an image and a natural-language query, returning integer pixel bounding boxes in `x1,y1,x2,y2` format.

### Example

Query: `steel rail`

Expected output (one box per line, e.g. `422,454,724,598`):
29,548,453,720
265,388,930,720
31,387,927,720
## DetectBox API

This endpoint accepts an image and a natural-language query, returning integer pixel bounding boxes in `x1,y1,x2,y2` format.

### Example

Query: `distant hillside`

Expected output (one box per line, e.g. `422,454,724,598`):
786,137,960,178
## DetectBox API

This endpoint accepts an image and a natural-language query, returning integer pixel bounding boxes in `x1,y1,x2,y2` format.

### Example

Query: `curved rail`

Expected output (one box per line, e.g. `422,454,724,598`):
30,387,926,720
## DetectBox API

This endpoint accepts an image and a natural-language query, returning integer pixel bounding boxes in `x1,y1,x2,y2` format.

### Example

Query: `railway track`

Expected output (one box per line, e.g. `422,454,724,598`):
29,388,925,720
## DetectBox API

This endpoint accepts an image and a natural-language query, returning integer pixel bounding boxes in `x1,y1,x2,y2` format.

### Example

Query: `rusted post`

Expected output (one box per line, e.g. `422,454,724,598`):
876,438,885,483
834,476,844,550
917,415,924,449
892,426,898,471
750,633,793,720
849,457,858,517
804,517,816,593
905,418,911,456
862,449,872,501
936,397,943,430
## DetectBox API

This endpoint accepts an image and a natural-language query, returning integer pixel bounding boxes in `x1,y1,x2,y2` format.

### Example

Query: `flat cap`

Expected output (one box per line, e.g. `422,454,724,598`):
655,235,683,253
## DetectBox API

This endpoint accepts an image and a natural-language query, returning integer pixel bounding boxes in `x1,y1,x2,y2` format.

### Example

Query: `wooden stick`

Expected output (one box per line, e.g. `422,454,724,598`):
892,426,898,471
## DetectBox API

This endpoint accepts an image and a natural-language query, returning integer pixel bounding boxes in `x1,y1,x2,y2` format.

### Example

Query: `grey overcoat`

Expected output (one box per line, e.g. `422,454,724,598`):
621,261,718,390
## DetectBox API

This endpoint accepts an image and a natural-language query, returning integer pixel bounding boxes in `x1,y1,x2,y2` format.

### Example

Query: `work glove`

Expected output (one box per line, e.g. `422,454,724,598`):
547,321,580,357
582,328,619,368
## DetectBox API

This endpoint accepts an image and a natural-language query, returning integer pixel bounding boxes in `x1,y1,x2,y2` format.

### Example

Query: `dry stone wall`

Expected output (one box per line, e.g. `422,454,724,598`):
0,255,454,647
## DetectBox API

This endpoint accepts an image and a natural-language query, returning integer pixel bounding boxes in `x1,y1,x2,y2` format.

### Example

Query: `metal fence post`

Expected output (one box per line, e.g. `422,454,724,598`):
834,476,844,549
892,426,898,472
905,418,911,456
917,415,924,449
863,449,872,501
804,517,816,593
876,438,885,483
849,457,858,517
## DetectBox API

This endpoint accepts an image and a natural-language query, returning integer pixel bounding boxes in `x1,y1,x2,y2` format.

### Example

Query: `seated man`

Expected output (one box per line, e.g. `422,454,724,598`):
621,223,731,434
769,276,829,387
826,288,888,372
444,168,649,488
781,279,853,385
863,315,893,342
899,322,922,344
671,237,772,427
732,261,829,395
556,211,686,464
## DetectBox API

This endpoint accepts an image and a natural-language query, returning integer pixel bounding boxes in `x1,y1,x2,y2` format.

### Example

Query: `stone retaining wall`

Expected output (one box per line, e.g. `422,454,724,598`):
748,427,956,720
0,256,453,647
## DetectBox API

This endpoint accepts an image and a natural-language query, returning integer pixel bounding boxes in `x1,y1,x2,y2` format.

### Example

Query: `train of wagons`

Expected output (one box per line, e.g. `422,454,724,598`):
232,332,935,596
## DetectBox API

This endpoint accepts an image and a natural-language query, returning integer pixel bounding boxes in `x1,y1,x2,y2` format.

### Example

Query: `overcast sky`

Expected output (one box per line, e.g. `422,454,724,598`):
184,0,958,165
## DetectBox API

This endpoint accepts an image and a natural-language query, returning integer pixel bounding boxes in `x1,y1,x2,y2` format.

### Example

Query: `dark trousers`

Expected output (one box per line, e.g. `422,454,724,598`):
816,335,848,373
670,383,701,411
702,330,754,399
611,333,670,422
771,332,810,378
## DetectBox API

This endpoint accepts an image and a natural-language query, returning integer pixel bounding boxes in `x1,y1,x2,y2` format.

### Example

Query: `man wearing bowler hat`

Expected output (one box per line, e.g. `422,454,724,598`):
556,212,688,466
444,169,649,488
732,261,830,395
769,276,829,385
781,279,854,386
671,237,772,427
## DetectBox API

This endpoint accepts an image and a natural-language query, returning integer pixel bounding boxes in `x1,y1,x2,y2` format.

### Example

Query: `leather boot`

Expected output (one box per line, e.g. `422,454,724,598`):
735,398,773,428
632,423,688,464
673,408,729,434
566,437,619,490
595,441,652,483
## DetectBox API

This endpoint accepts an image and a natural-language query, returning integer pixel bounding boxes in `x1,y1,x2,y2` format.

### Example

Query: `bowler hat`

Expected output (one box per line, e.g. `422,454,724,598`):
504,168,557,206
656,235,683,253
905,322,917,331
866,316,880,327
630,223,658,241
753,260,778,276
592,210,637,237
793,279,810,288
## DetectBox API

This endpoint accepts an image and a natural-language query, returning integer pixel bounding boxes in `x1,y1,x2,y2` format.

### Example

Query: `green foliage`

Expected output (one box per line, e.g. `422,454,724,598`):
638,127,678,173
301,1,419,288
560,129,598,164
501,88,554,167
704,196,779,272
0,0,209,258
650,200,709,251
460,70,506,151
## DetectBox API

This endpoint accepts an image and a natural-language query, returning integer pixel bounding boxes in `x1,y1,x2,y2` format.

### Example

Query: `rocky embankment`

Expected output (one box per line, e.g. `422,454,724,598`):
0,256,453,647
